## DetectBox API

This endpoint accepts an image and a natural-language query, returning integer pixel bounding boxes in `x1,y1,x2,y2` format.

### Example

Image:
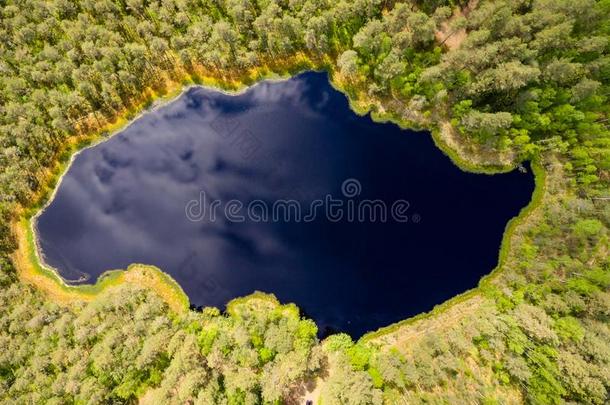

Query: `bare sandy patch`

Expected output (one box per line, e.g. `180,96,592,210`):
435,0,479,51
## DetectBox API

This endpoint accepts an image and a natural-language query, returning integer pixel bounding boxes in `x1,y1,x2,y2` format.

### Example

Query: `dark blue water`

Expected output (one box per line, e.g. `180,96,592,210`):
36,72,534,337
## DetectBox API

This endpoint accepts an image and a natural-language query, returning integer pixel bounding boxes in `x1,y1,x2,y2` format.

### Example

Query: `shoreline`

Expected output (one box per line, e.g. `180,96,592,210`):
24,60,325,295
14,61,547,340
360,159,547,343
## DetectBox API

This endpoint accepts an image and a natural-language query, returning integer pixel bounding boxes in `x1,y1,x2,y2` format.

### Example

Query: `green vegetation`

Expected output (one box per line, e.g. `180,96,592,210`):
0,0,608,403
0,284,320,403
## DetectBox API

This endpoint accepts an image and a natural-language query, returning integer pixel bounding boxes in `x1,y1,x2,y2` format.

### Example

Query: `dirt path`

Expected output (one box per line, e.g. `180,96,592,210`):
435,0,479,51
300,377,323,404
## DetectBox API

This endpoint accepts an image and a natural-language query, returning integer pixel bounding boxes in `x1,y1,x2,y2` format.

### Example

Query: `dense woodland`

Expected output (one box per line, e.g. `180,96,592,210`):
0,0,609,403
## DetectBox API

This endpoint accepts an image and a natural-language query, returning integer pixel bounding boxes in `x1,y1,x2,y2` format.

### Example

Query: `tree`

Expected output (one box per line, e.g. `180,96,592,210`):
544,58,584,85
461,110,513,139
374,50,405,87
352,19,385,59
337,50,360,80
321,354,383,405
570,79,601,103
304,15,331,53
468,61,540,95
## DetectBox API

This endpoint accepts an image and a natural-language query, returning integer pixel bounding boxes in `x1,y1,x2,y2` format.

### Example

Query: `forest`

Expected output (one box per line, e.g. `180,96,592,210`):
0,0,609,403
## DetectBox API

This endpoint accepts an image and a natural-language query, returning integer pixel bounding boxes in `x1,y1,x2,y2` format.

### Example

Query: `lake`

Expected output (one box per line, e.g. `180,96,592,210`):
36,72,535,337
